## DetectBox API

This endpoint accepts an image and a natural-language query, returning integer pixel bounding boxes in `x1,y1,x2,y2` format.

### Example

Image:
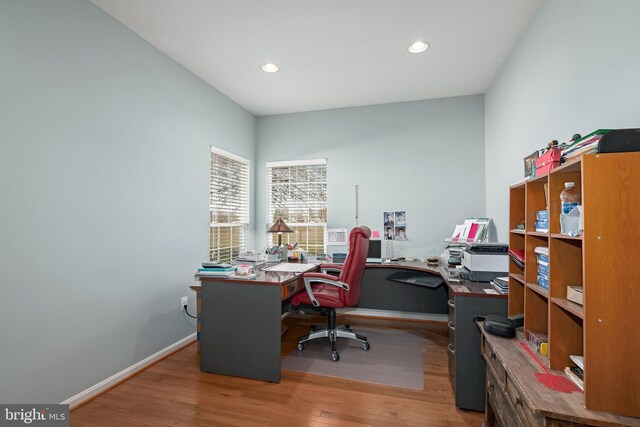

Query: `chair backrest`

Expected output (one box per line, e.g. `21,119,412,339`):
338,226,371,306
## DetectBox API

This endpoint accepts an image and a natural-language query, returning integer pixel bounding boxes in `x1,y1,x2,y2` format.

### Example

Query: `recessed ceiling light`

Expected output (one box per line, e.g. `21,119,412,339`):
407,40,430,54
260,63,279,73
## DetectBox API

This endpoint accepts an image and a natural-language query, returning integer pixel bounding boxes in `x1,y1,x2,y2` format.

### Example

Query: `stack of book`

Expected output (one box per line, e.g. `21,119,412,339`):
508,248,525,268
564,355,584,390
490,277,509,294
195,262,236,278
535,247,549,289
562,129,610,159
535,210,549,233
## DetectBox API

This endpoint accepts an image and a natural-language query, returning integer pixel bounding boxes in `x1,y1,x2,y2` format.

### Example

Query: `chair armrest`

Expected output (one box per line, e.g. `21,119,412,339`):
302,272,350,308
319,263,343,275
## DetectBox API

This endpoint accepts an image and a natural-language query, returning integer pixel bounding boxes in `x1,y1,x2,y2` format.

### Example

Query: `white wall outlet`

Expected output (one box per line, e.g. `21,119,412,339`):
180,296,188,311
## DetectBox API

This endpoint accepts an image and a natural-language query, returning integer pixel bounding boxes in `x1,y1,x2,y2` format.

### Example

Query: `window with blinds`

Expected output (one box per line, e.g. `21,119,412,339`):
210,147,250,263
267,159,327,255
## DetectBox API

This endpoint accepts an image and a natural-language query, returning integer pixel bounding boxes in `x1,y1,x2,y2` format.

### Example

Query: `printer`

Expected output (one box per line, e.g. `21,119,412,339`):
460,243,509,282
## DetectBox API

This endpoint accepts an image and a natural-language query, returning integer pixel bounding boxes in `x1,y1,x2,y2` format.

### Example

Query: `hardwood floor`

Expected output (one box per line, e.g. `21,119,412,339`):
71,315,484,426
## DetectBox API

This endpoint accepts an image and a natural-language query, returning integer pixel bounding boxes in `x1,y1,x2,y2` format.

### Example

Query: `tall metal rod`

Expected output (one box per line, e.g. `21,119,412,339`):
355,185,359,226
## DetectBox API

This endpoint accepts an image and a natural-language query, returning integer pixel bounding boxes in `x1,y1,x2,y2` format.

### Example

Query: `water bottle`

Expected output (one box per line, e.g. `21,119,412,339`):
560,182,580,214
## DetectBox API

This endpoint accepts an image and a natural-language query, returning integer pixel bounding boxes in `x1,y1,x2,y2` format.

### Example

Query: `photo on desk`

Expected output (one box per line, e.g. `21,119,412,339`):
395,211,406,225
395,226,408,240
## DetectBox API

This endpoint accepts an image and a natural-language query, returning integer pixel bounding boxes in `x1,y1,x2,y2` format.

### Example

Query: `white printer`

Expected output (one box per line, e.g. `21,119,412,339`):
460,243,509,281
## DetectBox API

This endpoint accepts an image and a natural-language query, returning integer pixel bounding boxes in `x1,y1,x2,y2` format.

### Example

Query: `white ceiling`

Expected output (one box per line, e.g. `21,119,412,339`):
92,0,540,116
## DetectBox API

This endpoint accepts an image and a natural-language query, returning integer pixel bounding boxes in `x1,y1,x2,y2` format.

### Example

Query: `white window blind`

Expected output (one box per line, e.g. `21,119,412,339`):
210,147,250,263
267,159,327,255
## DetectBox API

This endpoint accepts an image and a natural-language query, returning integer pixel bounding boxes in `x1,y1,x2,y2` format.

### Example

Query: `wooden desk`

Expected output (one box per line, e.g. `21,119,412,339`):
199,263,319,383
480,323,640,426
197,260,507,386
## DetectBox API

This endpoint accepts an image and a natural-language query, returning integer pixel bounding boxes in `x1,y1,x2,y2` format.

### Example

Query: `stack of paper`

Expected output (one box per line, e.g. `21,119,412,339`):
447,218,490,242
562,130,610,159
195,262,236,278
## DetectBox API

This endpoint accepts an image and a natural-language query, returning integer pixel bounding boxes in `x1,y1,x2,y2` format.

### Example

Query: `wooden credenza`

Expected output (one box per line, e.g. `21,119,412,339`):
480,323,640,427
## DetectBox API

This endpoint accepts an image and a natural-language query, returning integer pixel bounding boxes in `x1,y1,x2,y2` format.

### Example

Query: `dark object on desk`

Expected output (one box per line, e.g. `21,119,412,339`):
386,271,443,289
460,267,505,282
390,257,405,262
509,313,524,328
331,252,346,264
466,243,508,254
366,239,382,263
292,226,372,362
483,314,516,338
597,128,640,153
426,255,439,265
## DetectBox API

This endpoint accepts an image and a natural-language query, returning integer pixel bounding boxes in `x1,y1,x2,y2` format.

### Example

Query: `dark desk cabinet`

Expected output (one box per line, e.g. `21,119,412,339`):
447,283,507,411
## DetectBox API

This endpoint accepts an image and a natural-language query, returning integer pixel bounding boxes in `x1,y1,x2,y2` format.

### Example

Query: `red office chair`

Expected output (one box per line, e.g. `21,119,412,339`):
291,226,371,362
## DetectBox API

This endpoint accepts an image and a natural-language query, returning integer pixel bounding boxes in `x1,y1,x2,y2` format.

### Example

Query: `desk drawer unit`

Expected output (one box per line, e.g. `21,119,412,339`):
448,290,507,411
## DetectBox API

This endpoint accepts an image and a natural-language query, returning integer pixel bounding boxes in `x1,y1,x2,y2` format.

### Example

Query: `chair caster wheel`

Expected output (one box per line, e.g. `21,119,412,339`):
331,352,340,362
362,342,370,351
297,343,305,351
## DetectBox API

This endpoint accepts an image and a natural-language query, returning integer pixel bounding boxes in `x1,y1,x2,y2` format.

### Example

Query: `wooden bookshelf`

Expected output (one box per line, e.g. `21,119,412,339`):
507,152,640,418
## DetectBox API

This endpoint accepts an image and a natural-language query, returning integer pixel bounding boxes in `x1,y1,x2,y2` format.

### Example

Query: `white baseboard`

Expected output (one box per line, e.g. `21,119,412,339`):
62,333,196,409
336,308,447,322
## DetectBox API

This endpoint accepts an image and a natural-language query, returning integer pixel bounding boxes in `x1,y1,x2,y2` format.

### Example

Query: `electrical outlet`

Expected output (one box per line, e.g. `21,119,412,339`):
180,296,188,311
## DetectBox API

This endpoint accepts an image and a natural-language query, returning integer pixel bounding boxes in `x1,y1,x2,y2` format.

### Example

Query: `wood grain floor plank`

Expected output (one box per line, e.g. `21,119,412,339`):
71,316,483,427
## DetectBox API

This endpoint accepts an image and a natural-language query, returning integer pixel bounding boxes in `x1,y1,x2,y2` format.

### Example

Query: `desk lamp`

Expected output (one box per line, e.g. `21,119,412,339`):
267,218,293,246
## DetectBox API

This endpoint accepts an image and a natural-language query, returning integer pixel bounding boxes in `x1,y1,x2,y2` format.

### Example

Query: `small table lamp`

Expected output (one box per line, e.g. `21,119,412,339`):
267,218,293,246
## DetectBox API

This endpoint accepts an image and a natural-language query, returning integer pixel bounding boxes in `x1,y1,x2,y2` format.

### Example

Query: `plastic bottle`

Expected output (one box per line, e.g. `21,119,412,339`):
560,182,580,214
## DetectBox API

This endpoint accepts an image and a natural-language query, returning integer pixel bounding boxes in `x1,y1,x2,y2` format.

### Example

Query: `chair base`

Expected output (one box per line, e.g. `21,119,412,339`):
296,308,370,362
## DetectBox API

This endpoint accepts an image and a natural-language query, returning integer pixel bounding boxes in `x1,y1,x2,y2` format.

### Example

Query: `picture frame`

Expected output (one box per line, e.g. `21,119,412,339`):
326,228,348,245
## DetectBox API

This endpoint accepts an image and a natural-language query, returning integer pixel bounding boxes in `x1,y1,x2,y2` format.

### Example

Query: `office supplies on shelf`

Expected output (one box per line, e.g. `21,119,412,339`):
507,248,525,267
535,147,562,176
570,355,584,370
536,210,549,221
564,367,584,390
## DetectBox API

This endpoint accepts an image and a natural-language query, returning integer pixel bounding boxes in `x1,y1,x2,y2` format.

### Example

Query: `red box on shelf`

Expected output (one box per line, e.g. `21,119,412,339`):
535,147,561,176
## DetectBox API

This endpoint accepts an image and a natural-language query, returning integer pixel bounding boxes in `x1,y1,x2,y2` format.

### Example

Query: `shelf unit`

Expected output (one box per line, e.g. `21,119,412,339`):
508,152,640,418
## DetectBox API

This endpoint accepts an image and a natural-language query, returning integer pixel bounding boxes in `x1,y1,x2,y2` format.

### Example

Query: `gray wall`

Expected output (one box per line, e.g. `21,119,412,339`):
485,0,640,242
0,0,255,403
255,95,486,258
